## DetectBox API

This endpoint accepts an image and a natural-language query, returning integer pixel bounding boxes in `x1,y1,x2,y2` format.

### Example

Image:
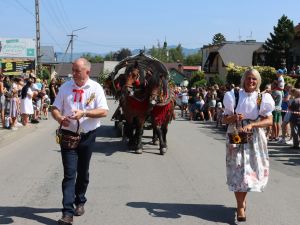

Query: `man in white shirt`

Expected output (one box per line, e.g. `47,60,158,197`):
52,58,109,225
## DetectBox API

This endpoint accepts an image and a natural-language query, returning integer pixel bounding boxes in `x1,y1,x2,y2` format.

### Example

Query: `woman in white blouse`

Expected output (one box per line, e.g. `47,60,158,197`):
223,69,275,222
20,80,35,126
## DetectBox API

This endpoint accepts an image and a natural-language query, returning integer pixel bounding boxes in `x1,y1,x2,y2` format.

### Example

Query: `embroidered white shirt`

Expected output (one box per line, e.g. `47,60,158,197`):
223,89,275,120
53,78,109,133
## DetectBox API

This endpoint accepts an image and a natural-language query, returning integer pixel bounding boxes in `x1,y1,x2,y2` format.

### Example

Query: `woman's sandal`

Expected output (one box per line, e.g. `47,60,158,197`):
236,208,246,222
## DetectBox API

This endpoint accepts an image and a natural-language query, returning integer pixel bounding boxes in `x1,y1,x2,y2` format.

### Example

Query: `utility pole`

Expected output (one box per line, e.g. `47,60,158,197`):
67,27,87,62
35,0,41,77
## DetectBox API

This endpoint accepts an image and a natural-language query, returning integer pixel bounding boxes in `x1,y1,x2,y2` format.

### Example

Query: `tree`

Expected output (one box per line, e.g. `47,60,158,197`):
114,48,132,61
104,52,114,61
148,43,184,63
188,71,205,88
263,15,295,69
184,52,202,66
212,33,226,44
81,53,103,63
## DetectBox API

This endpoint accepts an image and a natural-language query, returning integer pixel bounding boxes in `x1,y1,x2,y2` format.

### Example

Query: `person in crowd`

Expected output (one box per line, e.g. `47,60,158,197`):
195,95,205,121
9,78,21,130
289,88,300,149
0,74,6,128
276,69,285,91
3,76,12,115
42,94,50,119
207,87,217,122
223,69,275,222
51,58,109,225
49,78,57,105
278,84,293,144
180,88,189,117
20,80,35,126
188,87,197,120
31,77,42,124
215,101,224,128
270,81,283,141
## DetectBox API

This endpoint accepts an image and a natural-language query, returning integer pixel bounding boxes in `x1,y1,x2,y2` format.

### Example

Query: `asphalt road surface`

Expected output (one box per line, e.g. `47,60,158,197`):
0,97,299,225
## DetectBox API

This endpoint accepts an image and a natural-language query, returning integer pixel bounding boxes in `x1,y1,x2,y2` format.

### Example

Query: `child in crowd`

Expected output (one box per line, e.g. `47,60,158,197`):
42,94,50,119
215,102,224,128
9,87,20,130
276,69,285,91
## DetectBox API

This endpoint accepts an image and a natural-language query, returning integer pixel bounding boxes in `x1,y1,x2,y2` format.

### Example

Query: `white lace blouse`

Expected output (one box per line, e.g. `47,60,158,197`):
223,89,275,120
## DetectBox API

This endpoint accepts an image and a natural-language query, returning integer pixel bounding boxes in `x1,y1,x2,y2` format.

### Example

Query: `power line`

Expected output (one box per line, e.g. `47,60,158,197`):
41,0,69,35
12,0,64,51
55,0,73,31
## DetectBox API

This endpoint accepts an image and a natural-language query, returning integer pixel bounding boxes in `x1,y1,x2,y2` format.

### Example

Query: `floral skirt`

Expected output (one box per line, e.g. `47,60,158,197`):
226,123,269,192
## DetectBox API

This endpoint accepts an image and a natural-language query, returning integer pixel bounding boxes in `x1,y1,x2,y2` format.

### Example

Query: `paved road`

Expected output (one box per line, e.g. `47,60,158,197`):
0,97,299,225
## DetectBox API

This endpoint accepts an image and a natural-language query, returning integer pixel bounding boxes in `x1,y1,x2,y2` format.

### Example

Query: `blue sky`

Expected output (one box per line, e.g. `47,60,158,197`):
0,0,299,54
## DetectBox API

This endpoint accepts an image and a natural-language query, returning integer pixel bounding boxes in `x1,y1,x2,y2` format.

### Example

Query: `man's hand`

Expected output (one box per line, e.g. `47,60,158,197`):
69,109,84,120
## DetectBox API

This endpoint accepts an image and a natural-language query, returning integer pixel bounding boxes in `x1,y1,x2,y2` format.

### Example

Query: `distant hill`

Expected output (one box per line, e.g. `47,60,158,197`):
55,46,200,62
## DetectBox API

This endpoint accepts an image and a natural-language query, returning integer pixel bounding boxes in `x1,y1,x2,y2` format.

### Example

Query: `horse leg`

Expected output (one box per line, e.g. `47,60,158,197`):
125,122,135,149
133,118,144,154
162,124,168,150
152,126,159,145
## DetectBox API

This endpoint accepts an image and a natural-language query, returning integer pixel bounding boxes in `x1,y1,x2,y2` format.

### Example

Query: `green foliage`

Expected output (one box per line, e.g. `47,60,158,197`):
184,52,202,66
81,53,103,63
193,79,207,87
113,48,132,61
40,67,50,80
226,63,246,86
263,15,295,69
148,44,184,63
98,71,110,85
212,33,226,44
104,52,114,61
226,63,281,91
283,75,297,86
188,71,205,88
208,75,224,86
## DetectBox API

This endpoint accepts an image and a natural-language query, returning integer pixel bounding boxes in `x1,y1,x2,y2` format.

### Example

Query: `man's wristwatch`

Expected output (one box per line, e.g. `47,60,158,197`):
82,109,87,118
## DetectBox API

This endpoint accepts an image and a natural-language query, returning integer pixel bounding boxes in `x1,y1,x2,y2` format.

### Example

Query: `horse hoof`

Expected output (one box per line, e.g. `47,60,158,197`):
135,149,143,154
160,147,167,155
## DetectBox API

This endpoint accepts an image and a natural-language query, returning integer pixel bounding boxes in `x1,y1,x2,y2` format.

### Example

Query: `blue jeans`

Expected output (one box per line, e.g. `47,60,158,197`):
60,129,96,216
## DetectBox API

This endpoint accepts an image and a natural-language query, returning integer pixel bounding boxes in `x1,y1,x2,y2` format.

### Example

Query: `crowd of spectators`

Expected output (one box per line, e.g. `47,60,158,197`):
0,71,63,131
173,68,300,149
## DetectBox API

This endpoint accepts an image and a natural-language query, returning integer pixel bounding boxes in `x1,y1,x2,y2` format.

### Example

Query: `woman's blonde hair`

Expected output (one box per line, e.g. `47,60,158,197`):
240,68,261,92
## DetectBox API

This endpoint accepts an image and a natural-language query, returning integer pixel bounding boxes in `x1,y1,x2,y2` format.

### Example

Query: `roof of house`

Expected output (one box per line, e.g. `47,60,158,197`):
183,66,200,71
205,41,263,67
40,46,56,64
164,62,180,70
54,62,103,78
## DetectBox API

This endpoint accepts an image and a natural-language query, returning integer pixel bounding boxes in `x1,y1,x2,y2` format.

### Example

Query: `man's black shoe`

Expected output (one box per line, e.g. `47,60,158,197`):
57,215,73,225
74,204,85,216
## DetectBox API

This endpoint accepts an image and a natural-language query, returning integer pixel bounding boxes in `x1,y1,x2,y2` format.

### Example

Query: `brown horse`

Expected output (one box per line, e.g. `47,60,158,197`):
149,76,175,155
110,53,173,154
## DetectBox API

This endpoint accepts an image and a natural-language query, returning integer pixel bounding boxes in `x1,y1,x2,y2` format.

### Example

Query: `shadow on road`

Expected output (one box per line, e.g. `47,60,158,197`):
0,206,60,225
127,202,236,225
198,122,300,167
268,143,300,166
93,125,163,156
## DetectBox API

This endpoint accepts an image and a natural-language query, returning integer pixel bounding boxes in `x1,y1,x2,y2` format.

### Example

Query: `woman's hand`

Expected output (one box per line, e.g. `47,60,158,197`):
236,113,244,121
240,123,253,133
